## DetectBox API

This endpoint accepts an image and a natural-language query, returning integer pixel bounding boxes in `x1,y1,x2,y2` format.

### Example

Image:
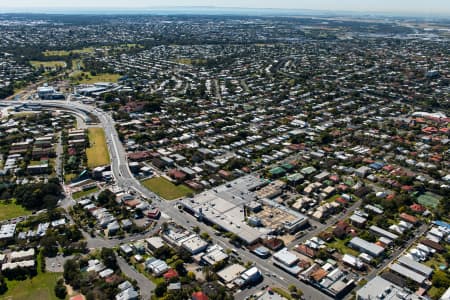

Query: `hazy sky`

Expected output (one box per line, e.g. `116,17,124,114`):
1,0,450,15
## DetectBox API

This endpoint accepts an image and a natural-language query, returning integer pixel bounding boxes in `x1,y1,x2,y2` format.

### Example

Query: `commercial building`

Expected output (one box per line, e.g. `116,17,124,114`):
181,175,307,244
356,276,426,300
217,264,246,283
201,245,228,266
145,237,165,251
272,248,302,275
241,267,262,284
180,235,208,255
181,176,270,244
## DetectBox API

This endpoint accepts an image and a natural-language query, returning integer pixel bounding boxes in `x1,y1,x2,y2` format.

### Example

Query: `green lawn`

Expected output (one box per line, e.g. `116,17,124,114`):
43,47,95,56
0,200,31,221
30,160,47,166
327,237,360,256
428,286,447,300
141,177,194,200
86,128,110,168
70,72,120,84
64,173,78,184
417,192,442,209
424,252,448,270
0,252,63,300
72,187,99,200
30,61,66,69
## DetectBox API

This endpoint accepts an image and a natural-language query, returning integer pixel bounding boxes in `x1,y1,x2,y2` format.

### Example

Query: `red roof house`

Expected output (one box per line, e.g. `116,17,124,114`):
192,291,209,300
164,268,179,280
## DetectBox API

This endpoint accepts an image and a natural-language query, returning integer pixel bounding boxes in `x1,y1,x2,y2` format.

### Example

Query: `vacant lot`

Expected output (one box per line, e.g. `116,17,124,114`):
72,187,99,200
30,60,66,69
86,128,110,168
0,200,31,221
141,177,193,200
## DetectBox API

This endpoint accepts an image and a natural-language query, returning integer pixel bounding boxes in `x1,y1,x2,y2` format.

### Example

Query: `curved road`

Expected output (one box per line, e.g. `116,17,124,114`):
0,100,332,300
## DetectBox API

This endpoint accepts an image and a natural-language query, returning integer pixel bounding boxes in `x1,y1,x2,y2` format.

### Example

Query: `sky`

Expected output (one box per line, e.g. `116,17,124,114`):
0,0,450,16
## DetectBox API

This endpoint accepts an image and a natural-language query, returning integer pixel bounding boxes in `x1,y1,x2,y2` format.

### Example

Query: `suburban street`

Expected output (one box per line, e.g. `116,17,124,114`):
0,11,448,300
116,255,155,300
29,100,332,300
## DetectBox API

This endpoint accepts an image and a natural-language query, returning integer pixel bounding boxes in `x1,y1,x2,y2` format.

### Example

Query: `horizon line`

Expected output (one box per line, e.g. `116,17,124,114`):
0,6,450,18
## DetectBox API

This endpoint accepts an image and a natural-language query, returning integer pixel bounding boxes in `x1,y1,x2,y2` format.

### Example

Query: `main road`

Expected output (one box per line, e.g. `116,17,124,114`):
1,99,331,300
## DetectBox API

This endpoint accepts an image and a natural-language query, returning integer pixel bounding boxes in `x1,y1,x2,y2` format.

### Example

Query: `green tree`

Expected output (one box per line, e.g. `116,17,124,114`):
0,275,7,295
63,259,81,289
100,248,117,270
41,234,59,257
432,270,450,288
54,278,67,299
155,281,167,297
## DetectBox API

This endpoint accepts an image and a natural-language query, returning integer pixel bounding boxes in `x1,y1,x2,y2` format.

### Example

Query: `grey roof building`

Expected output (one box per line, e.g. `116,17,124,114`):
397,256,433,277
357,276,426,300
348,237,384,257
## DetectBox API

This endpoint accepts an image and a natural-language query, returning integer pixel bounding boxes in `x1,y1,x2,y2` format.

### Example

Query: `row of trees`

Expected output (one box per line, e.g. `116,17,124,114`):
13,178,63,210
64,248,120,300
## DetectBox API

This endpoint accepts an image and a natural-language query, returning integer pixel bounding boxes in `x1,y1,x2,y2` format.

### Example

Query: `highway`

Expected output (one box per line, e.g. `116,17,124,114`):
1,99,332,300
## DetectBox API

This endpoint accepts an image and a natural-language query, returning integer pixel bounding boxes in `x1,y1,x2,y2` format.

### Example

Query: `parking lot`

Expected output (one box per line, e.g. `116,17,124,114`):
46,255,71,272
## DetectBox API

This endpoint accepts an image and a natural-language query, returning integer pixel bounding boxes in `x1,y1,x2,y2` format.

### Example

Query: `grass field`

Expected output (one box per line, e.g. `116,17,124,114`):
70,72,120,84
30,61,66,69
64,173,78,184
86,128,110,168
72,187,99,200
0,251,63,300
141,177,194,200
417,192,442,209
43,47,95,56
0,200,31,221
